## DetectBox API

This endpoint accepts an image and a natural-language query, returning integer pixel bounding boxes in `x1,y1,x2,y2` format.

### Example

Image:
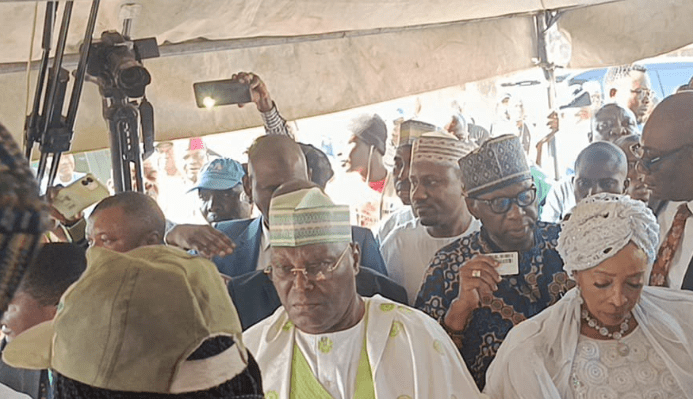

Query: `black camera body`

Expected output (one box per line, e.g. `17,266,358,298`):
87,31,156,98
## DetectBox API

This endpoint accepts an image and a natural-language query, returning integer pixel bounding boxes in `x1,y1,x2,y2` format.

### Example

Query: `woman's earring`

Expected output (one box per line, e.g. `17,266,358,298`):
576,285,584,305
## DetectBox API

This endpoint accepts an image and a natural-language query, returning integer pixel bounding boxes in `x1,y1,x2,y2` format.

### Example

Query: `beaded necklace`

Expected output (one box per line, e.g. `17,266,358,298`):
581,308,631,356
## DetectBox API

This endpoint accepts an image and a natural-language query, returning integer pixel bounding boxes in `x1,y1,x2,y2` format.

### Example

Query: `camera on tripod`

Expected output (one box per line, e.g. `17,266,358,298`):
87,31,157,98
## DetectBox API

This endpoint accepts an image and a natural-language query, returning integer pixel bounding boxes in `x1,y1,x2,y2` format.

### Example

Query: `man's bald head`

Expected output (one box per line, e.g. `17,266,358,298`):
244,135,310,220
639,92,693,201
247,135,307,171
573,141,629,202
642,92,693,151
87,192,166,252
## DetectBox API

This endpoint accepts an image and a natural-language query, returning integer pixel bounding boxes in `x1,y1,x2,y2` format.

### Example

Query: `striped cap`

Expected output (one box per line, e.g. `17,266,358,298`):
397,119,437,148
269,188,351,247
411,131,475,167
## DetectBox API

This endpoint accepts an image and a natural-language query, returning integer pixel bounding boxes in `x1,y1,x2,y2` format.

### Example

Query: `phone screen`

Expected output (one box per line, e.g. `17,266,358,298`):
193,80,252,108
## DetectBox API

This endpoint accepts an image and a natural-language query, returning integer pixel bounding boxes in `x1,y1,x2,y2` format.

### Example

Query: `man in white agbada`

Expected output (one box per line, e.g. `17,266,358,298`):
244,184,480,399
373,119,435,244
485,193,693,399
380,131,480,303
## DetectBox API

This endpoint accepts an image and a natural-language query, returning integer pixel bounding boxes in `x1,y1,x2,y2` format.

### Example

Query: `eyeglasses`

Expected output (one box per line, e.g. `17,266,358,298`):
630,143,693,172
265,245,350,283
471,185,537,214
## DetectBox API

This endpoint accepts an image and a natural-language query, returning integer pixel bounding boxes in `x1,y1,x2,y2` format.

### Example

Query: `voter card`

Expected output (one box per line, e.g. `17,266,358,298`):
487,252,519,275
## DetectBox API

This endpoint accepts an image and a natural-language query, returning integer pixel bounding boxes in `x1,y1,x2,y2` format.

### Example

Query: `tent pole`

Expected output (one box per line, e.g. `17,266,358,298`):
534,11,562,180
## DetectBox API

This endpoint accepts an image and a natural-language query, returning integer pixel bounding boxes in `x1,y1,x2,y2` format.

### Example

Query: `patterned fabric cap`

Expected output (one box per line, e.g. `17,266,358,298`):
269,188,351,247
397,119,437,148
411,131,474,167
558,193,659,273
0,123,48,315
459,134,530,197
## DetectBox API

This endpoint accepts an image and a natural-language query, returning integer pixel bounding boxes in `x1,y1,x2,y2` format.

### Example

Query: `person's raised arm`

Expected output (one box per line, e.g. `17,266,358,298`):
231,71,292,138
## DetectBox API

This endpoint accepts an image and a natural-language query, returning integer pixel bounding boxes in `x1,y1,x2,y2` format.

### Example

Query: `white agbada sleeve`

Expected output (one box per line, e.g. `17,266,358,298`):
484,287,693,399
0,383,31,399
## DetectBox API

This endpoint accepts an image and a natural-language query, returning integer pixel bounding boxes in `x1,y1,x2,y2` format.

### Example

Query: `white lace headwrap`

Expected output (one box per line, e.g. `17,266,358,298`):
557,193,659,273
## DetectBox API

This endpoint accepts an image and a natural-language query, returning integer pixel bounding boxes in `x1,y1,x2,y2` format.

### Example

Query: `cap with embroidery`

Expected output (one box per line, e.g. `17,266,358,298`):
269,188,351,247
0,123,48,314
2,246,247,394
459,134,531,197
411,131,475,167
397,119,437,148
189,158,245,192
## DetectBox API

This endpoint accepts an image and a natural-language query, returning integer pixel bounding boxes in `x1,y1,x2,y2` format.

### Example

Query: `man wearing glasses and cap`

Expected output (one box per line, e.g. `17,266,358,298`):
635,92,693,291
415,134,574,390
244,184,480,398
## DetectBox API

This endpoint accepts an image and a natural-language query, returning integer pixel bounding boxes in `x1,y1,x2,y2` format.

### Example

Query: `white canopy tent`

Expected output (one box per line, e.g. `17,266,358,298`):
0,0,692,154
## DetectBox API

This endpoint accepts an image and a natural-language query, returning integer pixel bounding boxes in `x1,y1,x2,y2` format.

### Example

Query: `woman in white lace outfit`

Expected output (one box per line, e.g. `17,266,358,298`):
484,193,693,399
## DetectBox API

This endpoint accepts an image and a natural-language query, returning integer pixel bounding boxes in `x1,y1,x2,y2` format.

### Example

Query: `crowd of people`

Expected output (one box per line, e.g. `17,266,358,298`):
0,64,692,399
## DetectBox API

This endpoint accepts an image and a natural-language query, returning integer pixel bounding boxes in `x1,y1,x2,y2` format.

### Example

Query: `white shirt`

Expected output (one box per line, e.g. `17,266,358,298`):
255,220,272,271
295,317,365,399
540,176,576,223
381,217,481,304
651,200,693,289
373,205,415,245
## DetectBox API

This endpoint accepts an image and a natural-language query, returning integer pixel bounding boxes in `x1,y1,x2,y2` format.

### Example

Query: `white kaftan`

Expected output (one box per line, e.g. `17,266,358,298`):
244,295,480,399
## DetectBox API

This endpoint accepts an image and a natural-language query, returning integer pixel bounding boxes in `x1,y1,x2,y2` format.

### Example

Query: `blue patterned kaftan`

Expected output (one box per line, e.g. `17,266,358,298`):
414,221,574,389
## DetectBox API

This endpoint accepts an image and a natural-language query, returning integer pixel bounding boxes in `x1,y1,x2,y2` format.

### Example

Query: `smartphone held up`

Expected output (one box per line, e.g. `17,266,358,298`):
193,79,252,109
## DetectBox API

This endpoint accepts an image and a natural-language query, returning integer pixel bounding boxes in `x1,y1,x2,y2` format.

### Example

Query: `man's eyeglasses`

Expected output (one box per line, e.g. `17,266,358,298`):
265,245,350,283
630,143,693,172
471,185,537,214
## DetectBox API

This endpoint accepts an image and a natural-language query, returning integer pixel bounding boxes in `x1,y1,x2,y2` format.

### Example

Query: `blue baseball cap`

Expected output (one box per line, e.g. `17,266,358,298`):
188,158,245,192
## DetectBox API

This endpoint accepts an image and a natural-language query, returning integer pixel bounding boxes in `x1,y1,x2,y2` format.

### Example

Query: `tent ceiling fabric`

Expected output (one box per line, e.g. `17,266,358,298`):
0,0,691,153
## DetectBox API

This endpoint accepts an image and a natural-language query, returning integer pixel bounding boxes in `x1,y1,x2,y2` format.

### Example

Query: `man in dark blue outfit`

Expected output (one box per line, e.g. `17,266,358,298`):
211,135,388,278
415,135,574,389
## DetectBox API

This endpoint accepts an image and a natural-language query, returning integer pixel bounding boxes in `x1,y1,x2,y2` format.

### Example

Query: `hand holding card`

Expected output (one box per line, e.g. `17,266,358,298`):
487,252,519,275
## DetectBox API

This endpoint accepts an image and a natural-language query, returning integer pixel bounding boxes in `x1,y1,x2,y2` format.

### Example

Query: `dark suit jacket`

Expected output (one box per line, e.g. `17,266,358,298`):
0,339,41,399
212,217,388,277
228,267,408,330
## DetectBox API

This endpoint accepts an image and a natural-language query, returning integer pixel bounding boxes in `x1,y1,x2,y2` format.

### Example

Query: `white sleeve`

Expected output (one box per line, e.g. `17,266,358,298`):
0,383,31,399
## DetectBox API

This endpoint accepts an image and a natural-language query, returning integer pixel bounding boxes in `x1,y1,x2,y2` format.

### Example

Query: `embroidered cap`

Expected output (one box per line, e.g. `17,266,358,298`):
3,246,247,394
189,158,245,192
411,131,475,167
269,187,351,247
398,119,437,148
0,123,48,315
459,134,531,197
